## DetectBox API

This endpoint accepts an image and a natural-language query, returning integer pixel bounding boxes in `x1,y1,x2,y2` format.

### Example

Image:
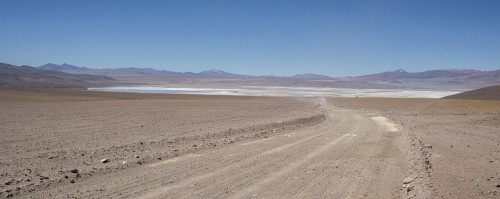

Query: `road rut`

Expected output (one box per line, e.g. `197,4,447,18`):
26,104,410,199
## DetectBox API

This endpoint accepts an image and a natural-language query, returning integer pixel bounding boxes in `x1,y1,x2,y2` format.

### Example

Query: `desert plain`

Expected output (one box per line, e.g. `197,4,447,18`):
0,87,499,198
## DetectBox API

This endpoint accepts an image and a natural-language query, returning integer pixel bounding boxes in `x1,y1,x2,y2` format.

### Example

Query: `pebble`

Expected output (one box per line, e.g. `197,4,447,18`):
4,178,14,185
403,176,415,184
101,158,110,163
70,169,79,174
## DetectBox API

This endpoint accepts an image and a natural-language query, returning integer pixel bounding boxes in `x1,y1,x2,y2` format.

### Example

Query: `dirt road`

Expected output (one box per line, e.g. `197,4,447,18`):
22,102,418,199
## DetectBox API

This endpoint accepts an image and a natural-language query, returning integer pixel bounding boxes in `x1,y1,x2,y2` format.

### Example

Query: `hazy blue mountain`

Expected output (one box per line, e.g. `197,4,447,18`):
343,69,500,89
36,63,500,89
1,63,114,88
39,63,89,72
290,73,331,79
198,69,250,77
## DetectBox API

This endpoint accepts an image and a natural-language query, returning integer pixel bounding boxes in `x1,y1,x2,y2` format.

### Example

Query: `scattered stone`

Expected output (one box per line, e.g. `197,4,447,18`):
407,185,414,192
70,169,79,174
4,178,14,185
403,176,415,184
100,158,110,163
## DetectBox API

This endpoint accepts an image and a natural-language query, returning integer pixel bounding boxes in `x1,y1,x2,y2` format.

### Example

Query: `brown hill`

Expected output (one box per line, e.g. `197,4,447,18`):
443,85,500,100
0,63,115,89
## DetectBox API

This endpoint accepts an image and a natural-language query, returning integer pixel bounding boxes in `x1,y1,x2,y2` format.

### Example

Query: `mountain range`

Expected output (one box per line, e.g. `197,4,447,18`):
0,62,498,89
37,63,499,89
340,69,500,89
38,63,250,78
0,63,115,89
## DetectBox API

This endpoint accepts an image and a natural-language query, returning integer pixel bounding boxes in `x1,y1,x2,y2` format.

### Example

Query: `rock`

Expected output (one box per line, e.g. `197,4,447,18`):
134,155,139,158
424,144,432,149
69,169,79,174
407,185,414,192
4,178,14,185
496,183,500,188
70,180,75,183
403,176,415,184
100,158,110,163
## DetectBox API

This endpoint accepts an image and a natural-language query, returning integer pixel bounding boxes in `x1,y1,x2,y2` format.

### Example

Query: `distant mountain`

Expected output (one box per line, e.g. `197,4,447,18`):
290,73,331,79
443,85,500,100
0,63,115,89
38,64,248,78
39,63,89,72
342,69,500,89
35,63,500,89
198,69,249,77
352,69,408,82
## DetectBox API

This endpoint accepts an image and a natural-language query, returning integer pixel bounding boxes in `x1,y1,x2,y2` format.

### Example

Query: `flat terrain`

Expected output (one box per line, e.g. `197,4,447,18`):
330,98,500,198
1,88,499,198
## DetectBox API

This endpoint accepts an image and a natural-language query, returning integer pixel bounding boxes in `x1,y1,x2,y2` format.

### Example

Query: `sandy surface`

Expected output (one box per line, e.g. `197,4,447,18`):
330,98,500,198
1,88,499,198
0,88,323,198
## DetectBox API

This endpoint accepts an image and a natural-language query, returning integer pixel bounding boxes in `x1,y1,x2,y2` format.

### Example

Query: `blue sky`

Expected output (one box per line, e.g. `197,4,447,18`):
1,0,499,76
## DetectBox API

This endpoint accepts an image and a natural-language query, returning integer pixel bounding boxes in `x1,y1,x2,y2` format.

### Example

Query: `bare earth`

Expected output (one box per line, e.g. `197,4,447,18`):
0,88,499,198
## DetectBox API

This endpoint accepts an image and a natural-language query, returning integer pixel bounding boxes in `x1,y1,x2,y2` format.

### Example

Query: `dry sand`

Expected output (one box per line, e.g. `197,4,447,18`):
0,88,498,198
330,98,500,198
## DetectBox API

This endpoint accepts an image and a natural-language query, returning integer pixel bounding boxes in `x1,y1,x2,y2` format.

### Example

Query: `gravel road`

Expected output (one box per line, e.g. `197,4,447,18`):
24,103,414,199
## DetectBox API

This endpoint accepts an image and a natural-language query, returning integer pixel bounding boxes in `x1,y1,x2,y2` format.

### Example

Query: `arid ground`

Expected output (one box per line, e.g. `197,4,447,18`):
0,88,498,198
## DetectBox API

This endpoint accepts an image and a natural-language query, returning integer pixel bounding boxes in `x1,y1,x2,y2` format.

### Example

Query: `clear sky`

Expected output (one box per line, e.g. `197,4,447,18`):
1,0,499,76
